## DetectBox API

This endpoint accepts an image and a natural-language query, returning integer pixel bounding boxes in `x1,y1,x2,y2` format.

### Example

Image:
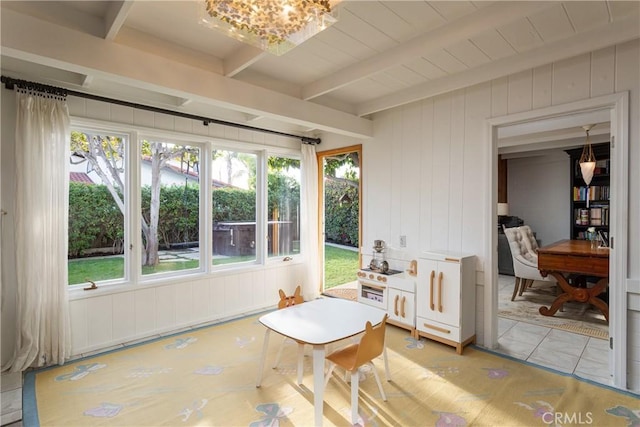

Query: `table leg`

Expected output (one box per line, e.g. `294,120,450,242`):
297,343,304,385
588,278,609,322
312,344,325,427
539,272,609,322
256,329,270,388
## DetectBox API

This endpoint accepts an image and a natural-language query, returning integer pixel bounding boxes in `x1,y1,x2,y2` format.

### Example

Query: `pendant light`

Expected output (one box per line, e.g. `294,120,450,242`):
580,124,596,207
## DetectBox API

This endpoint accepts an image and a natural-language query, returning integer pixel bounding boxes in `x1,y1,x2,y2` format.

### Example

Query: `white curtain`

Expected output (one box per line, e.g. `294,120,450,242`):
2,89,71,372
301,143,321,300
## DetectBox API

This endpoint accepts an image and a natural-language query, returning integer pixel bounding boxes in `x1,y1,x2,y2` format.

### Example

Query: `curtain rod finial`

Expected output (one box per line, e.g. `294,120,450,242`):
301,136,321,145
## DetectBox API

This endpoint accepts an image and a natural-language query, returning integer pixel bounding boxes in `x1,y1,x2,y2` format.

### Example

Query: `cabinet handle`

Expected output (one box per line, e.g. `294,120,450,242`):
401,296,406,318
438,272,443,313
394,295,399,316
429,270,435,311
423,323,451,334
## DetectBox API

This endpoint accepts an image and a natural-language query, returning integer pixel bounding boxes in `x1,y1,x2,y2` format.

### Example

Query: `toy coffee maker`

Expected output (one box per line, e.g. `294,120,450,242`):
369,240,389,273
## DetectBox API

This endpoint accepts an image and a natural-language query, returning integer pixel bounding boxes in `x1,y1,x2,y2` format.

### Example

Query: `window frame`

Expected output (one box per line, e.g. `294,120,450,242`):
210,144,263,270
68,117,303,297
136,131,208,282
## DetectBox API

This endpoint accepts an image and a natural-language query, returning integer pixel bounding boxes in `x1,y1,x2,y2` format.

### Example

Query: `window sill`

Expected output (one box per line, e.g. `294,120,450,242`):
68,257,303,301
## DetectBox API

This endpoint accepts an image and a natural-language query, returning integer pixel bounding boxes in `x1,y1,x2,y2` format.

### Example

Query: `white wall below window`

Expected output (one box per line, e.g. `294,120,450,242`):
507,152,570,246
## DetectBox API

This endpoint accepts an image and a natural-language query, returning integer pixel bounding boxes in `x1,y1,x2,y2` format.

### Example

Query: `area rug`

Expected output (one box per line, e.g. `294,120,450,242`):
323,288,357,301
498,276,608,339
26,308,638,427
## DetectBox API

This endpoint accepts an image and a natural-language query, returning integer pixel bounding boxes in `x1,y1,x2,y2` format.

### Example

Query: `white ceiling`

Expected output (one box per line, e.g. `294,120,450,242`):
1,1,638,142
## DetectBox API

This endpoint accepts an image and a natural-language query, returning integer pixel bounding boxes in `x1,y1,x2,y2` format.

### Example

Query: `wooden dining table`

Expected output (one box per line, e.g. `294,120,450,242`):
537,239,609,322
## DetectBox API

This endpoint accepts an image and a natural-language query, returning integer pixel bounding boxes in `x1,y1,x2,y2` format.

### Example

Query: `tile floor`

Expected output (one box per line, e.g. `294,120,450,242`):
332,277,612,385
495,275,612,386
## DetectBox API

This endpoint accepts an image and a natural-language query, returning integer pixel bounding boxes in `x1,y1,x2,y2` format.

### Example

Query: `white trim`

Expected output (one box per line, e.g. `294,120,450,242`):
485,92,629,390
609,92,629,386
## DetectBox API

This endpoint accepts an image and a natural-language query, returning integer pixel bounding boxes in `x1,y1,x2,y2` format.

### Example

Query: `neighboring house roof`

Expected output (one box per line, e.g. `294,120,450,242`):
69,172,94,184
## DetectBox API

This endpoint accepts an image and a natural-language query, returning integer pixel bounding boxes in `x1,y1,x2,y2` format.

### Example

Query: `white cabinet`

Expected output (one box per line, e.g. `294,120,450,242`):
357,269,415,335
386,275,415,333
416,252,476,354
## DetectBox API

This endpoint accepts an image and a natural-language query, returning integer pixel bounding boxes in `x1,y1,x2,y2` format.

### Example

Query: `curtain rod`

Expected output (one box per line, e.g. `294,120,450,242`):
0,75,321,145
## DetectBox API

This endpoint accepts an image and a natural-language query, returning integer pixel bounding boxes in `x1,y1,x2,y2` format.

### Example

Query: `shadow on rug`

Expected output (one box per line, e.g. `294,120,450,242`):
499,278,608,339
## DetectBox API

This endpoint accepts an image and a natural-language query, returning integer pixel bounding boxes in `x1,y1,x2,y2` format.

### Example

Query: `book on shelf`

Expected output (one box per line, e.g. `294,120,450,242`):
573,206,609,227
590,207,602,226
574,208,590,225
572,185,610,201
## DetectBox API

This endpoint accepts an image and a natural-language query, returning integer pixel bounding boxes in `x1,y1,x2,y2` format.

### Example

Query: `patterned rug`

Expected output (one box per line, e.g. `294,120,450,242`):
323,288,357,301
498,276,609,339
26,309,638,427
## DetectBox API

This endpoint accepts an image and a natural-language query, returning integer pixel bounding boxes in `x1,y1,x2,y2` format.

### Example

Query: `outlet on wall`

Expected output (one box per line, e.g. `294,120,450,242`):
400,235,406,247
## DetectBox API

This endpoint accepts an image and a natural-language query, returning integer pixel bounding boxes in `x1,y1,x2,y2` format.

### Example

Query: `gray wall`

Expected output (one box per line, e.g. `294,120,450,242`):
507,152,570,247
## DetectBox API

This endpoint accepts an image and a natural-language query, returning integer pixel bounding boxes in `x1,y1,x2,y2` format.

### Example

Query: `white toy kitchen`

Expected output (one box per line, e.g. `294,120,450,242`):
356,240,417,334
356,241,476,354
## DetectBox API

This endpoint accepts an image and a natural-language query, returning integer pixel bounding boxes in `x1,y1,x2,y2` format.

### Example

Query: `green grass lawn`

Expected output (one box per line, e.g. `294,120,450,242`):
324,244,359,289
68,244,359,287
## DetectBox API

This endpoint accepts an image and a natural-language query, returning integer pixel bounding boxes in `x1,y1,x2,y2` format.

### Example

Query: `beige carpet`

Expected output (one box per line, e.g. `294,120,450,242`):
499,276,608,339
27,309,638,426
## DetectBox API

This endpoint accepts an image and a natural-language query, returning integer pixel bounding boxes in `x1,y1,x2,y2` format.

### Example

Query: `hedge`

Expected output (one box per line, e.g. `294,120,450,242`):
69,176,356,258
324,180,359,248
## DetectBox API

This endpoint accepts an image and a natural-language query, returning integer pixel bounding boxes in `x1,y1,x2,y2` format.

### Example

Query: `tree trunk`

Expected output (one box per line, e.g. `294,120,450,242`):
145,143,163,266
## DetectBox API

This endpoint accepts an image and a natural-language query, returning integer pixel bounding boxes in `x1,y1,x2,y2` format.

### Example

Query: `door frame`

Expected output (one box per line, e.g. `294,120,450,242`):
316,144,362,292
484,92,629,388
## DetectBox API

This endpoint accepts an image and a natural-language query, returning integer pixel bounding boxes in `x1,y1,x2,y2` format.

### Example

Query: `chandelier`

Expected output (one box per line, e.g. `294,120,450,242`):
202,0,339,56
579,124,596,207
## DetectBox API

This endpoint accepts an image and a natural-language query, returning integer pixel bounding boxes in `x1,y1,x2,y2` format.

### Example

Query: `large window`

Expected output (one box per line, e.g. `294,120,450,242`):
211,149,257,266
140,138,201,276
68,129,127,285
67,124,301,287
267,156,300,258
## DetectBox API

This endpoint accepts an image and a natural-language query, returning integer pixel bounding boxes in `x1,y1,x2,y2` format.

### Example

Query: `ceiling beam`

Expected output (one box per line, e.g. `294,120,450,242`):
224,45,267,77
81,74,94,88
357,15,640,116
0,8,373,139
104,1,135,41
301,1,555,101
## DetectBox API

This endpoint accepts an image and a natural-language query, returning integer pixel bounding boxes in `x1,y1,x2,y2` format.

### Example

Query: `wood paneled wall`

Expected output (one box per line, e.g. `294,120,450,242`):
364,40,639,390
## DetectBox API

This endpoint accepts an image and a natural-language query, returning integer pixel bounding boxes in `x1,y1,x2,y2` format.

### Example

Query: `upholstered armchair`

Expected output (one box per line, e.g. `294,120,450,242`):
503,226,556,301
519,225,539,256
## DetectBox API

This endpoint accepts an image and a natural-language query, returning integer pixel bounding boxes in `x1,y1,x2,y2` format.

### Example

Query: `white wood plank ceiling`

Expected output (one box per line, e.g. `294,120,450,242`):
1,1,638,139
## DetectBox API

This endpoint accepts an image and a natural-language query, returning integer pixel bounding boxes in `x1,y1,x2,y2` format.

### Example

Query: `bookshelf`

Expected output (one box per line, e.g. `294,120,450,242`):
565,143,610,241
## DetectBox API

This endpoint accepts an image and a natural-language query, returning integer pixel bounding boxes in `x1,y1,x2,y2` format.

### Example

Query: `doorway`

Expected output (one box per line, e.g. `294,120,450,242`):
496,145,610,382
485,93,629,388
317,145,362,294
